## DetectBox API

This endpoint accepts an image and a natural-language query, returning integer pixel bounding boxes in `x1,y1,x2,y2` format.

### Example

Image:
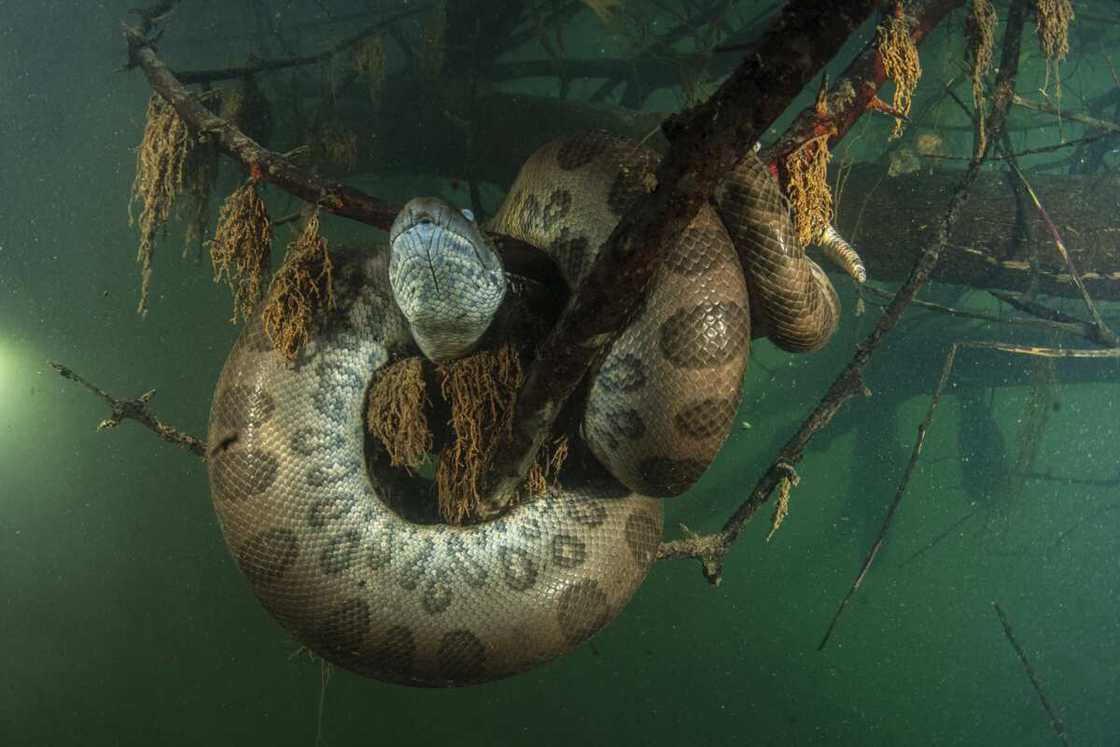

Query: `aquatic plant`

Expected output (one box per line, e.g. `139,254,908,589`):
262,212,334,359
876,2,923,139
209,179,273,322
129,94,194,315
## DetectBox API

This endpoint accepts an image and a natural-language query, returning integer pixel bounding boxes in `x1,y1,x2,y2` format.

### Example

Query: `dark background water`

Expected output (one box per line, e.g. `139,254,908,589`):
2,1,1118,745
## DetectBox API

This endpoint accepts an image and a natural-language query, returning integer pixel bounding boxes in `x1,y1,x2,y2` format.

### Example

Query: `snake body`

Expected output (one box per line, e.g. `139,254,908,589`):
207,131,844,687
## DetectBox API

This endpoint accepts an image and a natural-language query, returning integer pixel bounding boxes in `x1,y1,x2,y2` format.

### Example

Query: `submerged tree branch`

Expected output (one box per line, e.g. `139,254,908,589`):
123,24,401,230
50,361,207,460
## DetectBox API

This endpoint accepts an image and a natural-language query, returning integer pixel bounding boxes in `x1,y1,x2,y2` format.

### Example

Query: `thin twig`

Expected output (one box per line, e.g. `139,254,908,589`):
1001,158,1118,346
817,342,959,650
1013,94,1120,134
992,602,1072,746
861,283,1100,340
50,361,207,460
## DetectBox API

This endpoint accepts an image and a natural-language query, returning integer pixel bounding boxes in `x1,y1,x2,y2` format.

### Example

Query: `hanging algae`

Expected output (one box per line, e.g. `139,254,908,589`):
129,94,195,315
1036,0,1074,98
785,134,833,248
581,0,623,25
262,213,334,359
209,180,273,322
366,344,569,524
367,356,432,471
435,345,524,525
352,35,386,111
965,0,998,156
876,3,922,140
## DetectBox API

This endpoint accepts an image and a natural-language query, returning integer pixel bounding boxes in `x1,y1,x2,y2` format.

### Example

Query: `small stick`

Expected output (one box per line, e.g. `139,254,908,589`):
817,343,960,651
50,361,207,460
992,602,1072,746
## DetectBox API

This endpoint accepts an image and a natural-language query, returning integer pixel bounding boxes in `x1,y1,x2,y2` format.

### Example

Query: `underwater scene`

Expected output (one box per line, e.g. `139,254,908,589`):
2,0,1118,744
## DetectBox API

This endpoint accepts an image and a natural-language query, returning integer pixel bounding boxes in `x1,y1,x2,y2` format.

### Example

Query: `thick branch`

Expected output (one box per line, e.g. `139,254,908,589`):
484,0,881,511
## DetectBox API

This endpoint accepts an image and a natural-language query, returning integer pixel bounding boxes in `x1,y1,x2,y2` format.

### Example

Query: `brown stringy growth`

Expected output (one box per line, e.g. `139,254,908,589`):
367,356,432,470
766,467,799,542
965,0,997,157
130,94,194,315
209,180,273,322
525,435,570,497
876,3,922,139
1036,0,1073,98
262,213,334,359
435,344,524,525
785,134,833,247
181,141,218,257
581,0,623,24
314,123,359,173
353,35,386,111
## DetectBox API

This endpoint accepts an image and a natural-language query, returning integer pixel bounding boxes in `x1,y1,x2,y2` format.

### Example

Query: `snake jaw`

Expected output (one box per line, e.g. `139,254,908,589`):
389,197,506,362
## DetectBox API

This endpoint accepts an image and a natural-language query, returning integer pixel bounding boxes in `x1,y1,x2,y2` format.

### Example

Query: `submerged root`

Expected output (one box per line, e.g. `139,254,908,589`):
209,180,273,322
877,3,922,139
785,134,833,248
262,213,334,359
130,94,194,315
435,344,523,525
367,357,432,470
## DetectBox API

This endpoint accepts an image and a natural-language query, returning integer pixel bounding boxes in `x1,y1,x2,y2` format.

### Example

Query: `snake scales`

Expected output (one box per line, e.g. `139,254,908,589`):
207,130,850,687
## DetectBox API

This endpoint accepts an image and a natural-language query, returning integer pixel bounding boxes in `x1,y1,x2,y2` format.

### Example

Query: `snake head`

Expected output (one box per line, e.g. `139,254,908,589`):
389,197,506,363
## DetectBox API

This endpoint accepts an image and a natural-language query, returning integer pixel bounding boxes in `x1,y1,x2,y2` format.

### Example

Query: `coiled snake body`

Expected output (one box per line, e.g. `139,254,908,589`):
207,131,848,687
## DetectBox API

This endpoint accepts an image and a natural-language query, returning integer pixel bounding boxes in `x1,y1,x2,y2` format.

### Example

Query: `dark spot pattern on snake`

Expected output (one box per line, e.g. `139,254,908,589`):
551,534,587,569
565,497,607,527
556,132,610,170
216,385,275,431
636,456,709,496
624,511,660,564
320,529,362,575
499,545,538,591
659,302,748,369
557,579,611,646
211,447,279,499
595,352,647,393
317,598,370,667
371,625,416,679
237,528,299,588
437,629,487,682
674,397,738,440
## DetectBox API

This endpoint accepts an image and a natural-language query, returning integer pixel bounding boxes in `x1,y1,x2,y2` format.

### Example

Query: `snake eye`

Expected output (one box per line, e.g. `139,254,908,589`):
461,208,475,222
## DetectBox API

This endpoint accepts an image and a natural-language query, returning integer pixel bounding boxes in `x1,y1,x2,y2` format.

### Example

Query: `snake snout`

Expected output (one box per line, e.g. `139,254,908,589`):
389,197,507,363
